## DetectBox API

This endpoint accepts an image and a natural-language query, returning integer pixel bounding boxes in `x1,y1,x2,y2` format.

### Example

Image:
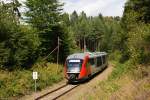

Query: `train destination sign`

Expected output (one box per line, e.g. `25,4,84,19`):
69,60,80,63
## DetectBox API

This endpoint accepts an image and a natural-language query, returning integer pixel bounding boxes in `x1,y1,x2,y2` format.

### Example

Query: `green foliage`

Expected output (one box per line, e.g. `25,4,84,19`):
70,11,78,25
95,60,132,98
109,51,122,61
101,17,125,52
0,63,63,98
122,0,150,64
97,60,133,95
25,0,62,29
128,24,150,64
68,11,124,52
25,0,71,63
0,2,40,69
109,61,132,80
123,0,150,25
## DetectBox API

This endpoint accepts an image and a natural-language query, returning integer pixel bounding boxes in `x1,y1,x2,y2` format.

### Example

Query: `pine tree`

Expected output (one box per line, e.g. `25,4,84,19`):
122,0,150,64
0,1,40,69
25,0,70,62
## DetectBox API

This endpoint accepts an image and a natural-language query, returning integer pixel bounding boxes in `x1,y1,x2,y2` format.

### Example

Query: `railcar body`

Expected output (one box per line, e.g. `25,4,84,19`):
64,52,108,82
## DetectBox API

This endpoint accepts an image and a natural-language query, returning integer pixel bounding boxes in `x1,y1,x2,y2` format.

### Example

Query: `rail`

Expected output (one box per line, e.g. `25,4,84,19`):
35,84,79,100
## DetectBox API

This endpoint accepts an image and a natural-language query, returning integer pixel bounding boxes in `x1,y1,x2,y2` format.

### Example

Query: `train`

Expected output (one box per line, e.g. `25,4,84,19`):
64,52,108,82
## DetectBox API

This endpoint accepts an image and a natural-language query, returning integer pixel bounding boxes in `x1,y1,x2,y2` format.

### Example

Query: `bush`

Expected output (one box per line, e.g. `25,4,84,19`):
0,24,40,69
109,60,132,80
128,24,150,64
109,50,122,61
0,63,64,98
0,3,40,69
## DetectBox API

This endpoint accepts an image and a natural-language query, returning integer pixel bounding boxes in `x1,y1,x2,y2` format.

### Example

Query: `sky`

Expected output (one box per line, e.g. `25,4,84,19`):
2,0,127,17
60,0,127,17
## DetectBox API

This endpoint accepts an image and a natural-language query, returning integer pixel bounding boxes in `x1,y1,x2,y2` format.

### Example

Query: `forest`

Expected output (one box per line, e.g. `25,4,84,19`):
0,0,150,98
0,0,150,69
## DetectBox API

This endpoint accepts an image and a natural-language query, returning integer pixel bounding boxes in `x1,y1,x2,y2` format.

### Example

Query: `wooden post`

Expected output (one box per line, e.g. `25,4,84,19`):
57,37,59,73
84,36,86,52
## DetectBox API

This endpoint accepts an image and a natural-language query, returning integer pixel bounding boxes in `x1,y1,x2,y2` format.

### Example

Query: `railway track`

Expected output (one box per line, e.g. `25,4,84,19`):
35,84,79,100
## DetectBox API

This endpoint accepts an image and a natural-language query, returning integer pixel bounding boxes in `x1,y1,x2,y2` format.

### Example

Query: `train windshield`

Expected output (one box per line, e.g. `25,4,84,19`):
67,59,83,68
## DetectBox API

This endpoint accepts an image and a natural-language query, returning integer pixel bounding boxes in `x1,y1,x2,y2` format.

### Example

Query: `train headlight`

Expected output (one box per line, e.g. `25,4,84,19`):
69,67,80,73
74,67,80,72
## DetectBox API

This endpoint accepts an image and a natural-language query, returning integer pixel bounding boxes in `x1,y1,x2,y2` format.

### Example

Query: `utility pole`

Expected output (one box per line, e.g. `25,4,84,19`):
84,36,86,52
57,37,59,73
97,40,100,51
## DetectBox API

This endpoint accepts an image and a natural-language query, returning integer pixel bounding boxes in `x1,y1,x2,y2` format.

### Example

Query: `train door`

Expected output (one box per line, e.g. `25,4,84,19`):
96,56,103,72
102,55,107,69
89,58,96,74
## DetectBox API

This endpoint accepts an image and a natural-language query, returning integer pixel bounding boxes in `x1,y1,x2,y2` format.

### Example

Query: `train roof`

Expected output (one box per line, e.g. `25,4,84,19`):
66,52,107,60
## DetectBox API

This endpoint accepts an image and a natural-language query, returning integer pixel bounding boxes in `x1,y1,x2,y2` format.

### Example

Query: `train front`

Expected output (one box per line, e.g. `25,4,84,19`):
64,59,83,82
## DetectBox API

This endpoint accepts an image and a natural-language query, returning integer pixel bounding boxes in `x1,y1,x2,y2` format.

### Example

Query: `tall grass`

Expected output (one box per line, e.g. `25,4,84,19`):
97,60,133,94
0,62,64,98
80,53,150,99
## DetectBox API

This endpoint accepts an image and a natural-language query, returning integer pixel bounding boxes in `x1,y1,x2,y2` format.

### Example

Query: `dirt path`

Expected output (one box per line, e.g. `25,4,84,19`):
58,64,113,100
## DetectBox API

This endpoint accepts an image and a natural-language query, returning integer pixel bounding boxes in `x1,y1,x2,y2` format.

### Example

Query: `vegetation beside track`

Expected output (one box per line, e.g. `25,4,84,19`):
0,0,149,99
0,62,64,99
80,52,150,100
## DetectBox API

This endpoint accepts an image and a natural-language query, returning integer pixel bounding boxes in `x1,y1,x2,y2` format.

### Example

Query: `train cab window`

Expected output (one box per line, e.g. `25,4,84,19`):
67,59,83,69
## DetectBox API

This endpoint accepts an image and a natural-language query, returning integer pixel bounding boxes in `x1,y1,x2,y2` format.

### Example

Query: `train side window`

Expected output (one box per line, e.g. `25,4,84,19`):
102,55,106,64
89,58,94,65
97,56,102,67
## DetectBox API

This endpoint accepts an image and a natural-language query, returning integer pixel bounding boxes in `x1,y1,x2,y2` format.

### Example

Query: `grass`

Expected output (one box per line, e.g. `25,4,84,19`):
79,51,150,99
108,60,132,80
96,61,132,95
0,62,64,99
80,60,150,100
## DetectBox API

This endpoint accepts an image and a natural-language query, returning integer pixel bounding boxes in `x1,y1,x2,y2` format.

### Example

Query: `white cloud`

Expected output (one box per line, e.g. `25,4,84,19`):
60,0,127,17
2,0,126,16
1,0,27,13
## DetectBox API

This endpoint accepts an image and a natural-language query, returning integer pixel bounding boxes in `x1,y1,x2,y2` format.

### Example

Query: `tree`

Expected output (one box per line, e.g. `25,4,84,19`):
0,2,40,69
61,13,78,53
122,0,150,29
25,0,62,29
122,0,150,64
25,0,70,63
67,11,124,52
70,11,78,25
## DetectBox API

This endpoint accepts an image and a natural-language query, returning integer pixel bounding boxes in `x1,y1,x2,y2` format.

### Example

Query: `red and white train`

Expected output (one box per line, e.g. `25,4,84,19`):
64,52,108,82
